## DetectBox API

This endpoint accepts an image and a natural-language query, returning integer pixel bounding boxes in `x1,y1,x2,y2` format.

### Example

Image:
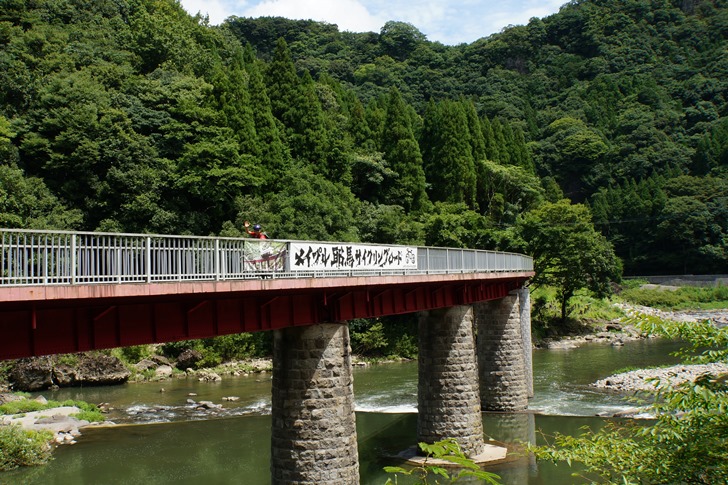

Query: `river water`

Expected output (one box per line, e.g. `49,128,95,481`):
3,338,685,485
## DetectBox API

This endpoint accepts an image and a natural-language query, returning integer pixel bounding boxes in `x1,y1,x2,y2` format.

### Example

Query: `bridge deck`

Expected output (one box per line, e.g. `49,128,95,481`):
0,229,533,360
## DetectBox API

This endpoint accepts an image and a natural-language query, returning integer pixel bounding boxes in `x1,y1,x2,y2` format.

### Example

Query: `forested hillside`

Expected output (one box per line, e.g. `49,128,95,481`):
1,0,726,275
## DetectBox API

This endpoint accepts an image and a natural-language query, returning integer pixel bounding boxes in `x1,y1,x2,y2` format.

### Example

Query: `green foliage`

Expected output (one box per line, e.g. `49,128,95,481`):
391,333,418,360
619,284,728,310
380,88,430,214
116,345,154,364
629,312,728,364
71,409,105,423
350,320,388,355
420,100,477,209
257,162,361,241
384,438,501,484
160,332,271,367
1,0,726,276
0,426,54,471
349,317,419,359
530,314,728,484
0,164,83,229
514,200,622,321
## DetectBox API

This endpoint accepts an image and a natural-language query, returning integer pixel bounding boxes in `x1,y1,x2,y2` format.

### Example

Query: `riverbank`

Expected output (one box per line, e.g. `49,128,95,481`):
1,405,89,445
536,302,728,350
594,362,728,393
0,393,108,448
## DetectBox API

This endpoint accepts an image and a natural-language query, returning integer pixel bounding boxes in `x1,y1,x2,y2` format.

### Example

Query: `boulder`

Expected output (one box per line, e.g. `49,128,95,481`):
62,354,130,386
197,370,222,382
150,355,172,366
52,364,82,386
155,365,173,378
177,349,203,370
10,354,130,391
134,359,158,372
10,357,54,391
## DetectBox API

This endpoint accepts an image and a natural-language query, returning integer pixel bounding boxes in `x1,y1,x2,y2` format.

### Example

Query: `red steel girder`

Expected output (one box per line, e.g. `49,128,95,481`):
0,273,531,360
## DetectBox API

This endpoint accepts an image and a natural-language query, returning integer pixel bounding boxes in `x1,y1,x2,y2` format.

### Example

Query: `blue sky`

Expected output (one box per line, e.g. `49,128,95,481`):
178,0,568,45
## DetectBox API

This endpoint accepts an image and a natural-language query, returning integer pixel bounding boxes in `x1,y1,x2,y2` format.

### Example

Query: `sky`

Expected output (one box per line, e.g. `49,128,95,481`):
178,0,568,45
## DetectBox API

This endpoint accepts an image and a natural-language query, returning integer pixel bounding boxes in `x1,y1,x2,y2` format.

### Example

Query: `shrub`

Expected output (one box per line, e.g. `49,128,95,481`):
117,345,154,364
392,334,418,359
0,426,53,471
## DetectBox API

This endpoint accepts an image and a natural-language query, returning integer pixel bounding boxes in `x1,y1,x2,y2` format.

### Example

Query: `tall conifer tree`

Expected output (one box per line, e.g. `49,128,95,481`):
491,118,510,165
421,100,477,209
243,46,289,190
381,88,429,213
265,39,328,171
464,100,486,163
481,115,500,163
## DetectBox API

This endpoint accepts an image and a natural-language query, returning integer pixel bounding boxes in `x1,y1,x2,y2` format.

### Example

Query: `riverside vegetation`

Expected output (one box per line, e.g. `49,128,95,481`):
530,312,728,485
0,396,104,471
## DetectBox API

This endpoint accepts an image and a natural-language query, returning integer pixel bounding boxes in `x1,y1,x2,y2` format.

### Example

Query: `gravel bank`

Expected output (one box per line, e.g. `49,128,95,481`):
594,363,728,393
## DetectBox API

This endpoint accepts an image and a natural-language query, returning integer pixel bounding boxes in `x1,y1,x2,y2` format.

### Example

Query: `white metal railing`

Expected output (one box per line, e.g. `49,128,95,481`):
0,228,533,287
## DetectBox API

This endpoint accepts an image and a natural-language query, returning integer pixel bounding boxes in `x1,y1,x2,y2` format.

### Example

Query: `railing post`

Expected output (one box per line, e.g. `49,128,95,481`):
42,234,48,285
117,237,122,284
70,234,77,285
145,237,151,283
214,239,220,281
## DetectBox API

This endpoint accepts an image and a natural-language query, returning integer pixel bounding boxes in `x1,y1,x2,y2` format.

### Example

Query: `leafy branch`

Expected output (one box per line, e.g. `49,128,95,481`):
384,438,501,484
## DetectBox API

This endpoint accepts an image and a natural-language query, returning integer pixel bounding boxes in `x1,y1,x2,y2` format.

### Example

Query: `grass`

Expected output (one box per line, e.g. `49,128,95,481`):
618,284,728,310
0,397,105,423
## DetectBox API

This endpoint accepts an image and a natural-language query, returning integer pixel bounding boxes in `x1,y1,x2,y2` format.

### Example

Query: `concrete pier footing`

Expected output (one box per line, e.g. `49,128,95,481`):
417,305,487,457
270,323,359,484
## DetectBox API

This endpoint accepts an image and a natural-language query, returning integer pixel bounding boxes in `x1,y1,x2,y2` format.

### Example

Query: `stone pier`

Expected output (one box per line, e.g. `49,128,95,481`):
476,292,530,411
417,306,486,457
270,323,359,484
517,288,534,398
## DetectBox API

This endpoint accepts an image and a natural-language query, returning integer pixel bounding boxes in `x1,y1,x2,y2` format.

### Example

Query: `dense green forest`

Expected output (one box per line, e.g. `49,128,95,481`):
1,0,726,278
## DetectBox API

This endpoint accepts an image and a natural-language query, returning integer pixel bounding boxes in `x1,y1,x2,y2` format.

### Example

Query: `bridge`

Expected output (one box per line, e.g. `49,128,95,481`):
1,228,535,484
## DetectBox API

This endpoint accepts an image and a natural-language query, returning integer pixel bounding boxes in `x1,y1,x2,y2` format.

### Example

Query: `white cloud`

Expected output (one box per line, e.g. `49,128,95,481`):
177,0,568,45
242,0,385,34
179,0,235,24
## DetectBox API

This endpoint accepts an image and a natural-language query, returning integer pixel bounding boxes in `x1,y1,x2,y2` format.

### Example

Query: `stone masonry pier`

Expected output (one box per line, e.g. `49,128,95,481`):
270,289,532,481
417,306,486,457
270,323,359,484
476,291,530,411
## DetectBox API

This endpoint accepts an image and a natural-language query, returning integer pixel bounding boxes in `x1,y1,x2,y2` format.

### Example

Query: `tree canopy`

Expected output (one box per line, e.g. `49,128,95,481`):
0,0,725,277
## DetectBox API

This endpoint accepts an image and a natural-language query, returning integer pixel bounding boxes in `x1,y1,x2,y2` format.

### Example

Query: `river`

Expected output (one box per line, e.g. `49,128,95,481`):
3,338,685,485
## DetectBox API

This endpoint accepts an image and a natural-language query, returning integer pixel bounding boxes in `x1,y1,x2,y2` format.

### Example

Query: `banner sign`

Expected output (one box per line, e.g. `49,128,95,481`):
244,240,287,271
289,242,417,271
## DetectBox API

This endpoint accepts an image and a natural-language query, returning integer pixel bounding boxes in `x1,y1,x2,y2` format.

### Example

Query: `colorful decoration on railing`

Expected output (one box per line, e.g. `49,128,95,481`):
289,242,417,271
244,240,287,271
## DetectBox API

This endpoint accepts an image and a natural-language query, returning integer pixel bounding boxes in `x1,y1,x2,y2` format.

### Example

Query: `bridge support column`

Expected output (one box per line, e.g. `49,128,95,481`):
270,323,359,484
517,288,534,398
476,291,529,411
418,305,486,457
